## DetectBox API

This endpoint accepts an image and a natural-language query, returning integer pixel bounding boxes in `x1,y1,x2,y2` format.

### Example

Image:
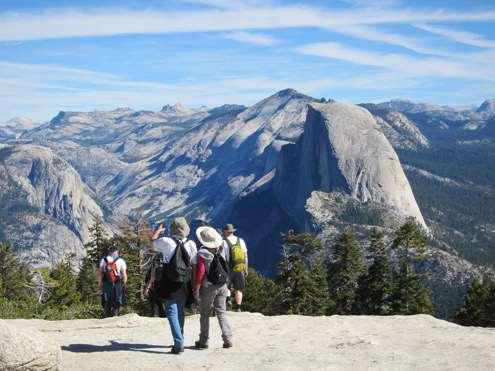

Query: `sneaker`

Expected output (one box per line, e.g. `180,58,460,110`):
223,340,233,349
195,341,208,349
236,307,242,313
170,346,184,354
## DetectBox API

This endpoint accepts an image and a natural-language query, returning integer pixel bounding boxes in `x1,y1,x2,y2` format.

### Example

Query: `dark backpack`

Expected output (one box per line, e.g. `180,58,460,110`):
165,238,191,284
206,247,229,286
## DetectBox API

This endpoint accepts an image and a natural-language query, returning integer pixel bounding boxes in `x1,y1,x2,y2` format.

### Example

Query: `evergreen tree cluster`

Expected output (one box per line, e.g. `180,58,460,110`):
0,215,153,319
244,219,434,317
453,277,495,327
1,216,493,327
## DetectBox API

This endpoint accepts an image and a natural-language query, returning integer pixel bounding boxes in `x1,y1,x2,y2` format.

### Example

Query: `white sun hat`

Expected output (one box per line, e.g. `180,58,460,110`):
196,226,223,249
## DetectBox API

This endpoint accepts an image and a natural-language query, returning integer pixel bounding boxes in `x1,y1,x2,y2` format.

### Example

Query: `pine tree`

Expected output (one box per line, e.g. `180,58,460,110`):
85,216,108,264
328,230,366,314
0,242,34,302
119,213,153,307
77,256,99,304
390,219,433,314
354,229,393,314
390,265,433,314
243,267,278,315
48,254,80,307
75,217,109,306
454,277,495,327
275,231,330,315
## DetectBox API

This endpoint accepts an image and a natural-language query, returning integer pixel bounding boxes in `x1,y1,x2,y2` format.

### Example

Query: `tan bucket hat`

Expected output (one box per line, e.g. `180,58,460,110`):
222,223,236,232
170,217,190,238
196,226,223,249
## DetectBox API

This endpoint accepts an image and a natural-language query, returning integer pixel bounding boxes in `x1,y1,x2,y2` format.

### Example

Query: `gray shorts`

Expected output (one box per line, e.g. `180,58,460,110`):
229,271,245,291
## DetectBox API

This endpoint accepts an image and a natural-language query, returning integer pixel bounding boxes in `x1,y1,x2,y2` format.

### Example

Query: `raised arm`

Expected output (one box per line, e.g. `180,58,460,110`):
151,224,165,241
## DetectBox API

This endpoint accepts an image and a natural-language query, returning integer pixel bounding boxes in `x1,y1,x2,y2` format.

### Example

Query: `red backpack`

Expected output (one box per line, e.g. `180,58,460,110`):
103,257,121,283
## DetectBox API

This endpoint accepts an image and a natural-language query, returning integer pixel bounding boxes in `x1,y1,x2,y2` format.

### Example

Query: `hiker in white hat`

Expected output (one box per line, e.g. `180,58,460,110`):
221,223,248,312
192,226,233,349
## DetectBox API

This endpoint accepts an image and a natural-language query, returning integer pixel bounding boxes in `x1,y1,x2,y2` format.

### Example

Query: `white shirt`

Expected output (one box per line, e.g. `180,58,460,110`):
221,235,247,263
153,236,197,264
99,255,127,276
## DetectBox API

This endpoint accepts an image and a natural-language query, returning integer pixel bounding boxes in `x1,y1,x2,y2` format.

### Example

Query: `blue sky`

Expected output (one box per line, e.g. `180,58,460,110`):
0,0,494,122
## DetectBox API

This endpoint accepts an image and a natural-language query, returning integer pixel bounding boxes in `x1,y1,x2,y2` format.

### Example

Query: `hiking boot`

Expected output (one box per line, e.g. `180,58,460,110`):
223,340,233,348
170,346,184,354
195,341,208,349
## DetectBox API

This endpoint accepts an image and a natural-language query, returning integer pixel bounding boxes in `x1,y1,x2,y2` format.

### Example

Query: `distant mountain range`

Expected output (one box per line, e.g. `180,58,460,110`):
1,89,494,317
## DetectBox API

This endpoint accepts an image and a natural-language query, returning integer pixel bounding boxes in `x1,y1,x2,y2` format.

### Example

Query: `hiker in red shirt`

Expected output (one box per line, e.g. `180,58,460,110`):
97,246,127,317
193,226,233,349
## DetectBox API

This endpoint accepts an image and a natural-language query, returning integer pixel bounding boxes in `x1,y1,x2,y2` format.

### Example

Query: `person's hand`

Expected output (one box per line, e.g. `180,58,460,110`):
157,224,165,235
245,270,249,278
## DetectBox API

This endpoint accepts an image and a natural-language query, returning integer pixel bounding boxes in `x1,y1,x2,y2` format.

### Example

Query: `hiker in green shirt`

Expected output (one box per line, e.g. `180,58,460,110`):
221,224,248,312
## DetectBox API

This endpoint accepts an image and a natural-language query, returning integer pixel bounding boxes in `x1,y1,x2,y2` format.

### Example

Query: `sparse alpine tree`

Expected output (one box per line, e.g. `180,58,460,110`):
390,219,433,315
275,231,330,315
354,229,393,315
327,230,366,314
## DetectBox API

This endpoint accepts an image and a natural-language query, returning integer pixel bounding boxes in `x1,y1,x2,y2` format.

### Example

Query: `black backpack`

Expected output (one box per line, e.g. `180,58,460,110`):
165,238,191,284
206,247,229,286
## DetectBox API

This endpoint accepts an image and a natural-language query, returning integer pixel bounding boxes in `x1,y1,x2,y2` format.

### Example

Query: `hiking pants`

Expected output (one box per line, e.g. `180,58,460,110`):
102,280,124,317
164,297,186,349
199,283,232,344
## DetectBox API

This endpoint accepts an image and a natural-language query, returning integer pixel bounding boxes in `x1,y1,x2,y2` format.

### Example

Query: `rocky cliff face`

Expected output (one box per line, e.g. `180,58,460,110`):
368,110,429,150
1,90,494,316
477,99,495,116
0,117,40,140
0,144,106,266
273,102,426,228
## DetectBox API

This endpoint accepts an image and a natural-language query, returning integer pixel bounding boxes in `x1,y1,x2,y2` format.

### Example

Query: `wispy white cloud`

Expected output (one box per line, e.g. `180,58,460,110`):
0,61,121,83
295,42,495,80
179,0,271,10
224,31,279,46
414,23,495,48
1,6,495,42
338,0,403,8
1,3,494,120
0,59,425,121
334,24,456,57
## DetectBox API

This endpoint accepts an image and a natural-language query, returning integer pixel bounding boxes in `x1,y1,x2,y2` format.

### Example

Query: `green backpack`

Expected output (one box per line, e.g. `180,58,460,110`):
226,237,246,273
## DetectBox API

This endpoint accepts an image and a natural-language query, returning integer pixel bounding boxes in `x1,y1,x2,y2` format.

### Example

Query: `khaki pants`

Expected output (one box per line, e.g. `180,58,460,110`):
199,283,233,344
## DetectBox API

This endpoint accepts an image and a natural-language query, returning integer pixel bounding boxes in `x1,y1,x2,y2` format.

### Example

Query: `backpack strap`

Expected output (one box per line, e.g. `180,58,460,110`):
225,237,240,249
224,237,233,249
172,238,191,266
